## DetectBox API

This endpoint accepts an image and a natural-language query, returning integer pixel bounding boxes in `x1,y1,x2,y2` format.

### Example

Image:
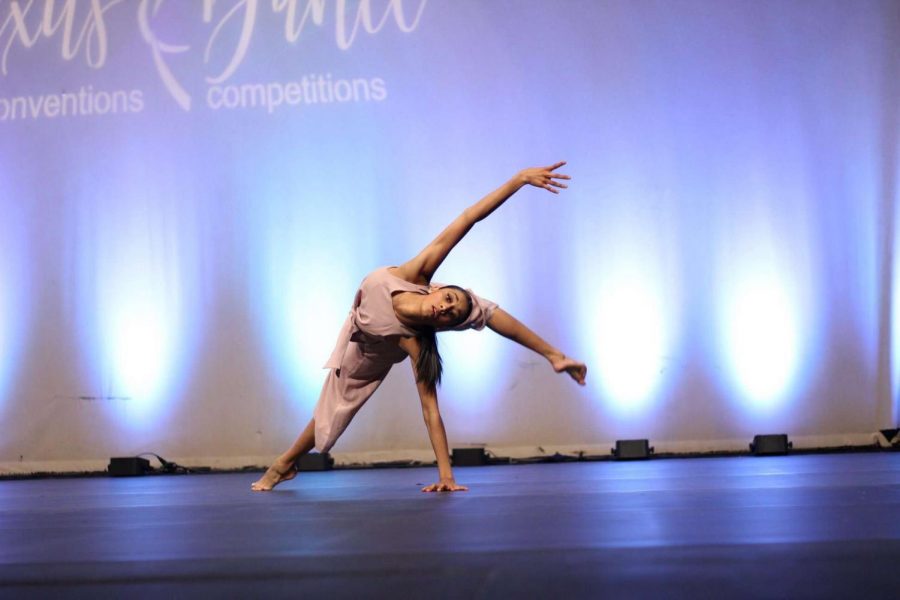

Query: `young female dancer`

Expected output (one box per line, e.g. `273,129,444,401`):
251,162,587,492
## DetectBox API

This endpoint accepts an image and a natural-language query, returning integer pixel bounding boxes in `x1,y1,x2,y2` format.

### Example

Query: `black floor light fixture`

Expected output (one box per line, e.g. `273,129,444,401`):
749,434,792,456
108,457,152,477
108,454,199,476
612,439,654,460
297,452,334,471
451,448,488,466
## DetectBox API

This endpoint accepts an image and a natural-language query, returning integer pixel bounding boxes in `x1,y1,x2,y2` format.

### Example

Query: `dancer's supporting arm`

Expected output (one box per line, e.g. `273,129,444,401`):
393,162,571,285
488,308,587,385
397,335,467,492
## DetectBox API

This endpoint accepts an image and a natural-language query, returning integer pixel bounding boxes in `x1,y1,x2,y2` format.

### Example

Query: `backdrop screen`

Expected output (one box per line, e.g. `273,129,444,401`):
1,0,898,465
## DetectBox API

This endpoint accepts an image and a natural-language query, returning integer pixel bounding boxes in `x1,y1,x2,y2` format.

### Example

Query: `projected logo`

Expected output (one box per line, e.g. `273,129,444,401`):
0,0,427,121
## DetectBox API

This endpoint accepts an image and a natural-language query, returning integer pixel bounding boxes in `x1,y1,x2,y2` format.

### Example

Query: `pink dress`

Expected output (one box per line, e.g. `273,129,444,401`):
313,266,497,452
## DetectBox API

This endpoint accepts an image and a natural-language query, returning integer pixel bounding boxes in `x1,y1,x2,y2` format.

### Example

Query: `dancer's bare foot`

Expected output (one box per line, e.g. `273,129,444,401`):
250,458,298,491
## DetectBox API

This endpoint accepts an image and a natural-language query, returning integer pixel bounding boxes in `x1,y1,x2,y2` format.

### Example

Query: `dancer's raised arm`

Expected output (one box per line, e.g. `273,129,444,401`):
487,308,587,385
393,162,570,285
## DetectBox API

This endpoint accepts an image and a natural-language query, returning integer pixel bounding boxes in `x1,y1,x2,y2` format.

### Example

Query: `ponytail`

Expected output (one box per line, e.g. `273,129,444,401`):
416,327,442,390
413,285,473,390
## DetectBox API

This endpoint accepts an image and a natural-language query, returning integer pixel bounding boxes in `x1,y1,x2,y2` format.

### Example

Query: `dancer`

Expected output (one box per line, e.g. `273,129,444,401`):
252,162,587,492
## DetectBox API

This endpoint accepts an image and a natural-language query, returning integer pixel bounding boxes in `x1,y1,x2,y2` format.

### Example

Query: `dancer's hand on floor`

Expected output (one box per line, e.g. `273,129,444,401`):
519,161,570,194
422,479,469,492
551,355,587,386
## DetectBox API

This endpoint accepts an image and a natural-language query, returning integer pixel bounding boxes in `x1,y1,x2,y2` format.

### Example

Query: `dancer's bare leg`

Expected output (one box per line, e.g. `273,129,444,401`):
251,418,316,491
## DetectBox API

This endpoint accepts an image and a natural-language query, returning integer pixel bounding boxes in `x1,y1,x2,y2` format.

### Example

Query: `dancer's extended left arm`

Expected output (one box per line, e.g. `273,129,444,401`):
487,308,587,385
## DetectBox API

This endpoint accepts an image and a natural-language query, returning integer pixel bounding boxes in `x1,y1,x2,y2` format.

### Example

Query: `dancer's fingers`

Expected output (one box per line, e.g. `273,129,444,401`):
546,160,566,171
564,363,586,385
574,371,585,385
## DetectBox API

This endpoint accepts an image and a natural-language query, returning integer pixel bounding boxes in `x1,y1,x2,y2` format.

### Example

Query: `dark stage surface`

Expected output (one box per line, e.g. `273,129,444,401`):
2,453,900,598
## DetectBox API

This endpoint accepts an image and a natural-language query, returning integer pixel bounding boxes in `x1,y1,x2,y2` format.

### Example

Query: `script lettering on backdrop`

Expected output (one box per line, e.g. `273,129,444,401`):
0,0,428,121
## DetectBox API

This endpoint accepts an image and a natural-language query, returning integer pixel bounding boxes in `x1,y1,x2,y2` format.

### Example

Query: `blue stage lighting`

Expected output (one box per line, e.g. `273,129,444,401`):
721,275,800,406
433,247,511,412
572,206,682,418
439,327,508,411
243,171,364,407
71,159,204,428
254,255,356,407
713,204,820,414
0,204,27,404
591,275,669,412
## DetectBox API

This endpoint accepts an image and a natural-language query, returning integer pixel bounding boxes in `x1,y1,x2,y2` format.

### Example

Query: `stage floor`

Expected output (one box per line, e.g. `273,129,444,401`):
2,453,900,598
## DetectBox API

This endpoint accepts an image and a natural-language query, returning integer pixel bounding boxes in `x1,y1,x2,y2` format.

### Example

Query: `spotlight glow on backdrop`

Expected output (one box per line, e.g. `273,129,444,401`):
591,273,668,411
572,174,682,419
244,161,372,408
71,155,204,429
255,249,355,406
892,159,900,424
0,195,27,405
433,237,511,413
720,273,801,408
713,186,820,414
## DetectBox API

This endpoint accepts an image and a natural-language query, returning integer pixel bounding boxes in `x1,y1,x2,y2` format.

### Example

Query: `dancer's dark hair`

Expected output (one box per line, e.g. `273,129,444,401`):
415,286,473,390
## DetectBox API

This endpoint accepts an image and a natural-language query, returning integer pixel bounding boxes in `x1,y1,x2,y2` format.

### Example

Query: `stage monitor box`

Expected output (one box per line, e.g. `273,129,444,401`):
881,428,900,446
750,434,792,456
297,452,333,471
612,439,653,460
452,448,487,466
108,457,152,477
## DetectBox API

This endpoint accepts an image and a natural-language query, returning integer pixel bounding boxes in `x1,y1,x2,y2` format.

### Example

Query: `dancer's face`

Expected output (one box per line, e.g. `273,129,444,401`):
424,286,471,328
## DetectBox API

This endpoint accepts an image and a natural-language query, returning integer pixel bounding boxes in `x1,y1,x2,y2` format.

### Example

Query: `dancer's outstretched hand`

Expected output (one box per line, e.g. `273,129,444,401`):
551,355,587,386
519,161,571,194
422,478,469,492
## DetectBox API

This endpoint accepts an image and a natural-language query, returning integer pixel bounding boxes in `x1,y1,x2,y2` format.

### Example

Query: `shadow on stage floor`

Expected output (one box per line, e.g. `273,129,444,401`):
2,453,900,598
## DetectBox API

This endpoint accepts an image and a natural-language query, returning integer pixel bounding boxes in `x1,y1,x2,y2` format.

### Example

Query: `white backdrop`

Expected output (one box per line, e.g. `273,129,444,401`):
1,0,898,472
